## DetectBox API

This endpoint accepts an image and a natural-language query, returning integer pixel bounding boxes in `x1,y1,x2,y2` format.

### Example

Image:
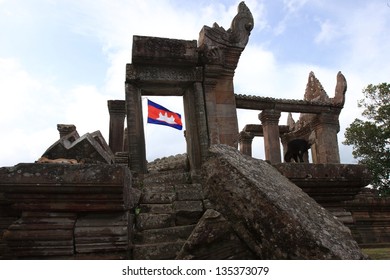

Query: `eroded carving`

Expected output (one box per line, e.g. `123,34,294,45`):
228,1,254,46
199,1,254,66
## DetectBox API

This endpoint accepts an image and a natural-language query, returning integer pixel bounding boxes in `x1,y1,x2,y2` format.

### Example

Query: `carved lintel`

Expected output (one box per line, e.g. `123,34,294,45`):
132,36,198,67
126,64,203,83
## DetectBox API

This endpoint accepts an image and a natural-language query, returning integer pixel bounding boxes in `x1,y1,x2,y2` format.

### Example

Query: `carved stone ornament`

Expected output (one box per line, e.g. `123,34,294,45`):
228,1,254,47
304,71,330,103
199,1,254,65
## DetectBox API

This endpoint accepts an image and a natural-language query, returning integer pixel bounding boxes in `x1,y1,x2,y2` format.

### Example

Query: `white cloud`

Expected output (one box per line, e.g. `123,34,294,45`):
283,0,309,14
63,85,109,137
0,57,61,165
314,19,340,44
273,0,310,36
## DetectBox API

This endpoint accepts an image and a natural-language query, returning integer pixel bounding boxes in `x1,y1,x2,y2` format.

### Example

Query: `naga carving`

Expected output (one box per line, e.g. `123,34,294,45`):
199,1,254,65
228,1,254,47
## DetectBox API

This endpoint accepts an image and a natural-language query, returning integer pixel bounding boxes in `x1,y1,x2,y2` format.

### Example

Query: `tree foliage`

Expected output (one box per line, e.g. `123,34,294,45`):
343,83,390,196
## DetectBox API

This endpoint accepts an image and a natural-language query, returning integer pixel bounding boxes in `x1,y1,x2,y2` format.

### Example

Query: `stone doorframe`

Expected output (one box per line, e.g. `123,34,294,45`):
125,36,209,174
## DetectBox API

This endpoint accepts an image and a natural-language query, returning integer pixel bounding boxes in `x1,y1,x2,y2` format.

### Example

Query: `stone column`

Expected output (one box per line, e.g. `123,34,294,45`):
238,131,254,156
183,82,209,171
107,100,126,154
198,2,253,148
123,128,128,152
259,110,281,164
57,124,77,138
311,113,341,163
125,83,147,173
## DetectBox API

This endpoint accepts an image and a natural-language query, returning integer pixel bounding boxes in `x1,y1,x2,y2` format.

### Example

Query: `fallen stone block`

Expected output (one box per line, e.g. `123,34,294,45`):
176,209,255,259
201,144,367,259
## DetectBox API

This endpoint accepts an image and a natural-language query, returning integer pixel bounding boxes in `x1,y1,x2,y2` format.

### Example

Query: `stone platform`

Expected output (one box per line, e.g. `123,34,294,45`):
273,163,371,206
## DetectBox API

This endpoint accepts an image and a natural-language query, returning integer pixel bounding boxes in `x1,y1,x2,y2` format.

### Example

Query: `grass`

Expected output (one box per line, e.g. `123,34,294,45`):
362,248,390,260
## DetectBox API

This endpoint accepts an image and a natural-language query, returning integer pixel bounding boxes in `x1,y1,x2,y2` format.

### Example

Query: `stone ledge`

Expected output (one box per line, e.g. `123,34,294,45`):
0,163,138,212
273,163,371,204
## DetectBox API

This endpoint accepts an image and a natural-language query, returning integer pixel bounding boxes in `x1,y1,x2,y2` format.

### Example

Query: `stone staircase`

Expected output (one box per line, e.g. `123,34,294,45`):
132,169,205,259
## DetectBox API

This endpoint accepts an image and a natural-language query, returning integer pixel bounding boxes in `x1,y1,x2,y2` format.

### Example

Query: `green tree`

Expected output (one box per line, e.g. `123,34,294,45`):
343,83,390,196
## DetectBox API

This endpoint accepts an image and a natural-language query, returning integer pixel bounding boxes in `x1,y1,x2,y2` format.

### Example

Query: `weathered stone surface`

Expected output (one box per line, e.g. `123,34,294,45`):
57,124,78,138
273,163,371,204
143,170,190,185
107,100,126,154
42,130,114,164
139,204,174,214
173,200,204,226
132,169,204,259
176,209,256,259
132,36,198,66
176,184,204,200
134,225,195,244
201,144,366,259
147,154,189,172
304,71,330,103
345,189,390,247
3,212,77,258
133,241,184,260
0,163,139,212
74,212,129,254
126,65,203,85
136,213,174,230
141,192,176,204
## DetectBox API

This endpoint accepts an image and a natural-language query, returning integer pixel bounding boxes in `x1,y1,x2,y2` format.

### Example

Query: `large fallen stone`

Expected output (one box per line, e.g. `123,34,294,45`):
201,144,366,259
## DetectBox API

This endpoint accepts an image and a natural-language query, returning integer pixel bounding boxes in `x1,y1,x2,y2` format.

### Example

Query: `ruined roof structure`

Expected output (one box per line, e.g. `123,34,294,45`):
1,2,388,260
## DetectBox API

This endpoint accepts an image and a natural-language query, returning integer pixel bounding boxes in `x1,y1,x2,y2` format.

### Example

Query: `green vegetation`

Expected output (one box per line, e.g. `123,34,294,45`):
344,83,390,196
362,247,390,260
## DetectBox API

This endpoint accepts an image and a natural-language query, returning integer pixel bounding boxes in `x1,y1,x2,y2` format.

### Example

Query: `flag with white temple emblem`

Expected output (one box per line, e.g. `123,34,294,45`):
147,99,183,130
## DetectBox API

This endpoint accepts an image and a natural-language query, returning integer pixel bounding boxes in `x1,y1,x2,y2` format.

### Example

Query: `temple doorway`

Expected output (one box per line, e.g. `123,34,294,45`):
142,96,186,163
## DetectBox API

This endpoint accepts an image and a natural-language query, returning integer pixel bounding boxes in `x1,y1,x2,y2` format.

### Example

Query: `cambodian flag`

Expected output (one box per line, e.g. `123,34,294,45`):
147,99,183,130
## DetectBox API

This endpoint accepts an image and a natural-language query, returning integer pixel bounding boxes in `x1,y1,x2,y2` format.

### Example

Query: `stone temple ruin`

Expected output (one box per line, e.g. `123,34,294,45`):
1,2,389,260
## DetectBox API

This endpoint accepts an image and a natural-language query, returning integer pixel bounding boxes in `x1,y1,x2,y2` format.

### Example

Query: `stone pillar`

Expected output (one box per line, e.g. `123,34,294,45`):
311,113,341,163
238,131,254,156
259,110,281,164
125,83,147,173
183,82,209,171
107,100,126,154
123,128,128,152
198,2,253,148
57,124,77,138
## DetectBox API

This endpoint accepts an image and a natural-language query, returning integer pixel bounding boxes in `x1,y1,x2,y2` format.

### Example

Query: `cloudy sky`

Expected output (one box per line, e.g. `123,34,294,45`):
1,0,389,167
